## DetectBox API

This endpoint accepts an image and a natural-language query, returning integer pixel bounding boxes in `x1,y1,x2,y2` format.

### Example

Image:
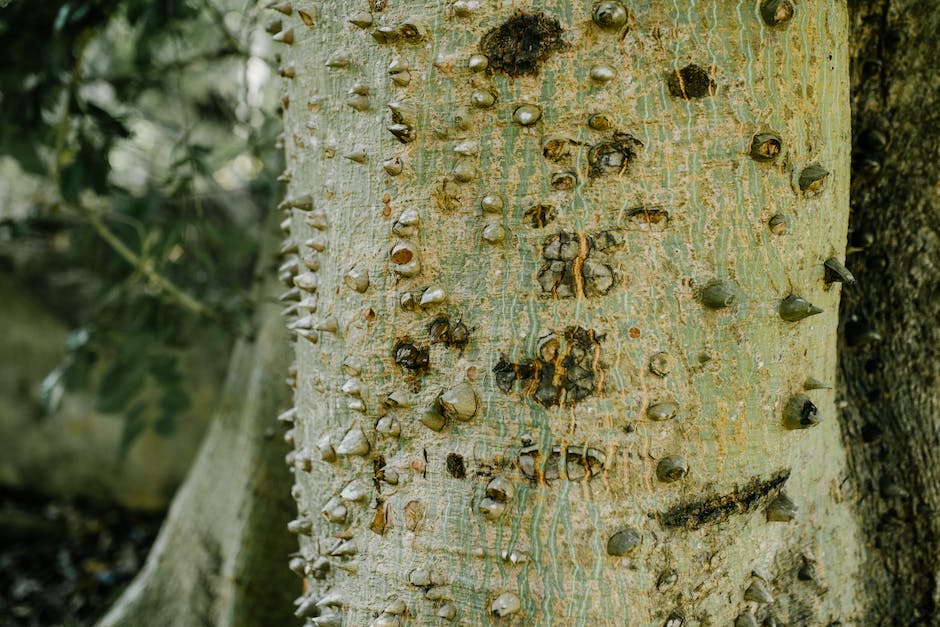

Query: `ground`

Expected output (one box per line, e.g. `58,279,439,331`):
0,489,161,626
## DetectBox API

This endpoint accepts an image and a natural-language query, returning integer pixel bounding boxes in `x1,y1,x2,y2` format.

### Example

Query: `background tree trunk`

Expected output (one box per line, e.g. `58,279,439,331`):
841,0,940,623
279,1,860,624
96,215,298,627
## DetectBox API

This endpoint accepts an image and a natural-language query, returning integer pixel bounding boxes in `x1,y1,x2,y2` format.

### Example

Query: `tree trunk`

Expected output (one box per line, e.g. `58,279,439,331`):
840,0,940,623
278,1,859,624
96,214,299,627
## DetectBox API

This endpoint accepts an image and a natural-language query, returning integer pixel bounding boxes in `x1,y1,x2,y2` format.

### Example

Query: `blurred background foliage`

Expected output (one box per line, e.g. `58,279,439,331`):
1,0,286,622
0,0,281,459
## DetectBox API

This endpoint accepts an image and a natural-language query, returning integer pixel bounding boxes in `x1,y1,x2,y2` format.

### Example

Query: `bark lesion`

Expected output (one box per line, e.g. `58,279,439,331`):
656,470,790,529
522,203,556,228
479,12,567,77
536,230,623,299
516,441,607,482
393,339,429,373
666,63,716,99
587,132,643,178
445,452,466,479
428,314,471,350
493,326,604,407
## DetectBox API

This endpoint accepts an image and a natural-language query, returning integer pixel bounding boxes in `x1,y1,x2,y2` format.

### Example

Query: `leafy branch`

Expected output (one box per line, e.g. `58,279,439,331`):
70,201,220,323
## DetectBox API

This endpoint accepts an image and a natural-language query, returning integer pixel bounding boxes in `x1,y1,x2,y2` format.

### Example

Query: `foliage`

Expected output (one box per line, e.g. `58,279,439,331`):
0,0,280,457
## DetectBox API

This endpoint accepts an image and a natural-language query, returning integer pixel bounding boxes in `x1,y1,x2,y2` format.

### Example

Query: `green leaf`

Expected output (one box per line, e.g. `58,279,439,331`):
153,410,176,437
53,4,72,31
0,131,46,175
118,401,148,460
85,103,132,139
148,353,178,380
39,362,69,415
159,384,190,415
96,356,147,414
65,327,91,351
63,345,96,390
59,160,85,204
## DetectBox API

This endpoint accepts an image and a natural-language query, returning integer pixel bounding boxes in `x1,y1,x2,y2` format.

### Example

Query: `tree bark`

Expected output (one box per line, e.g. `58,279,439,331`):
279,1,860,624
840,1,940,623
96,215,298,627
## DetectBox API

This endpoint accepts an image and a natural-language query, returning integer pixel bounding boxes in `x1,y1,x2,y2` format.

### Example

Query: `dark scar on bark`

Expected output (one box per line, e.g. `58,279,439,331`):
393,340,429,373
625,206,669,228
667,63,715,99
655,470,790,529
428,315,472,349
373,455,387,490
445,453,466,479
524,203,556,228
493,326,604,407
479,12,567,77
587,132,643,178
537,229,623,299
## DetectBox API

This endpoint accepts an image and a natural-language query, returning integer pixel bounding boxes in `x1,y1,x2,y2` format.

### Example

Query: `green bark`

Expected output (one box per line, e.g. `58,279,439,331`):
279,1,857,624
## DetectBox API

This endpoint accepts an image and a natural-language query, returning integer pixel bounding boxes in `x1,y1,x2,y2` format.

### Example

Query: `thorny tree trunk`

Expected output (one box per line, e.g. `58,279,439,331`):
277,1,861,625
840,0,940,624
97,216,298,627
